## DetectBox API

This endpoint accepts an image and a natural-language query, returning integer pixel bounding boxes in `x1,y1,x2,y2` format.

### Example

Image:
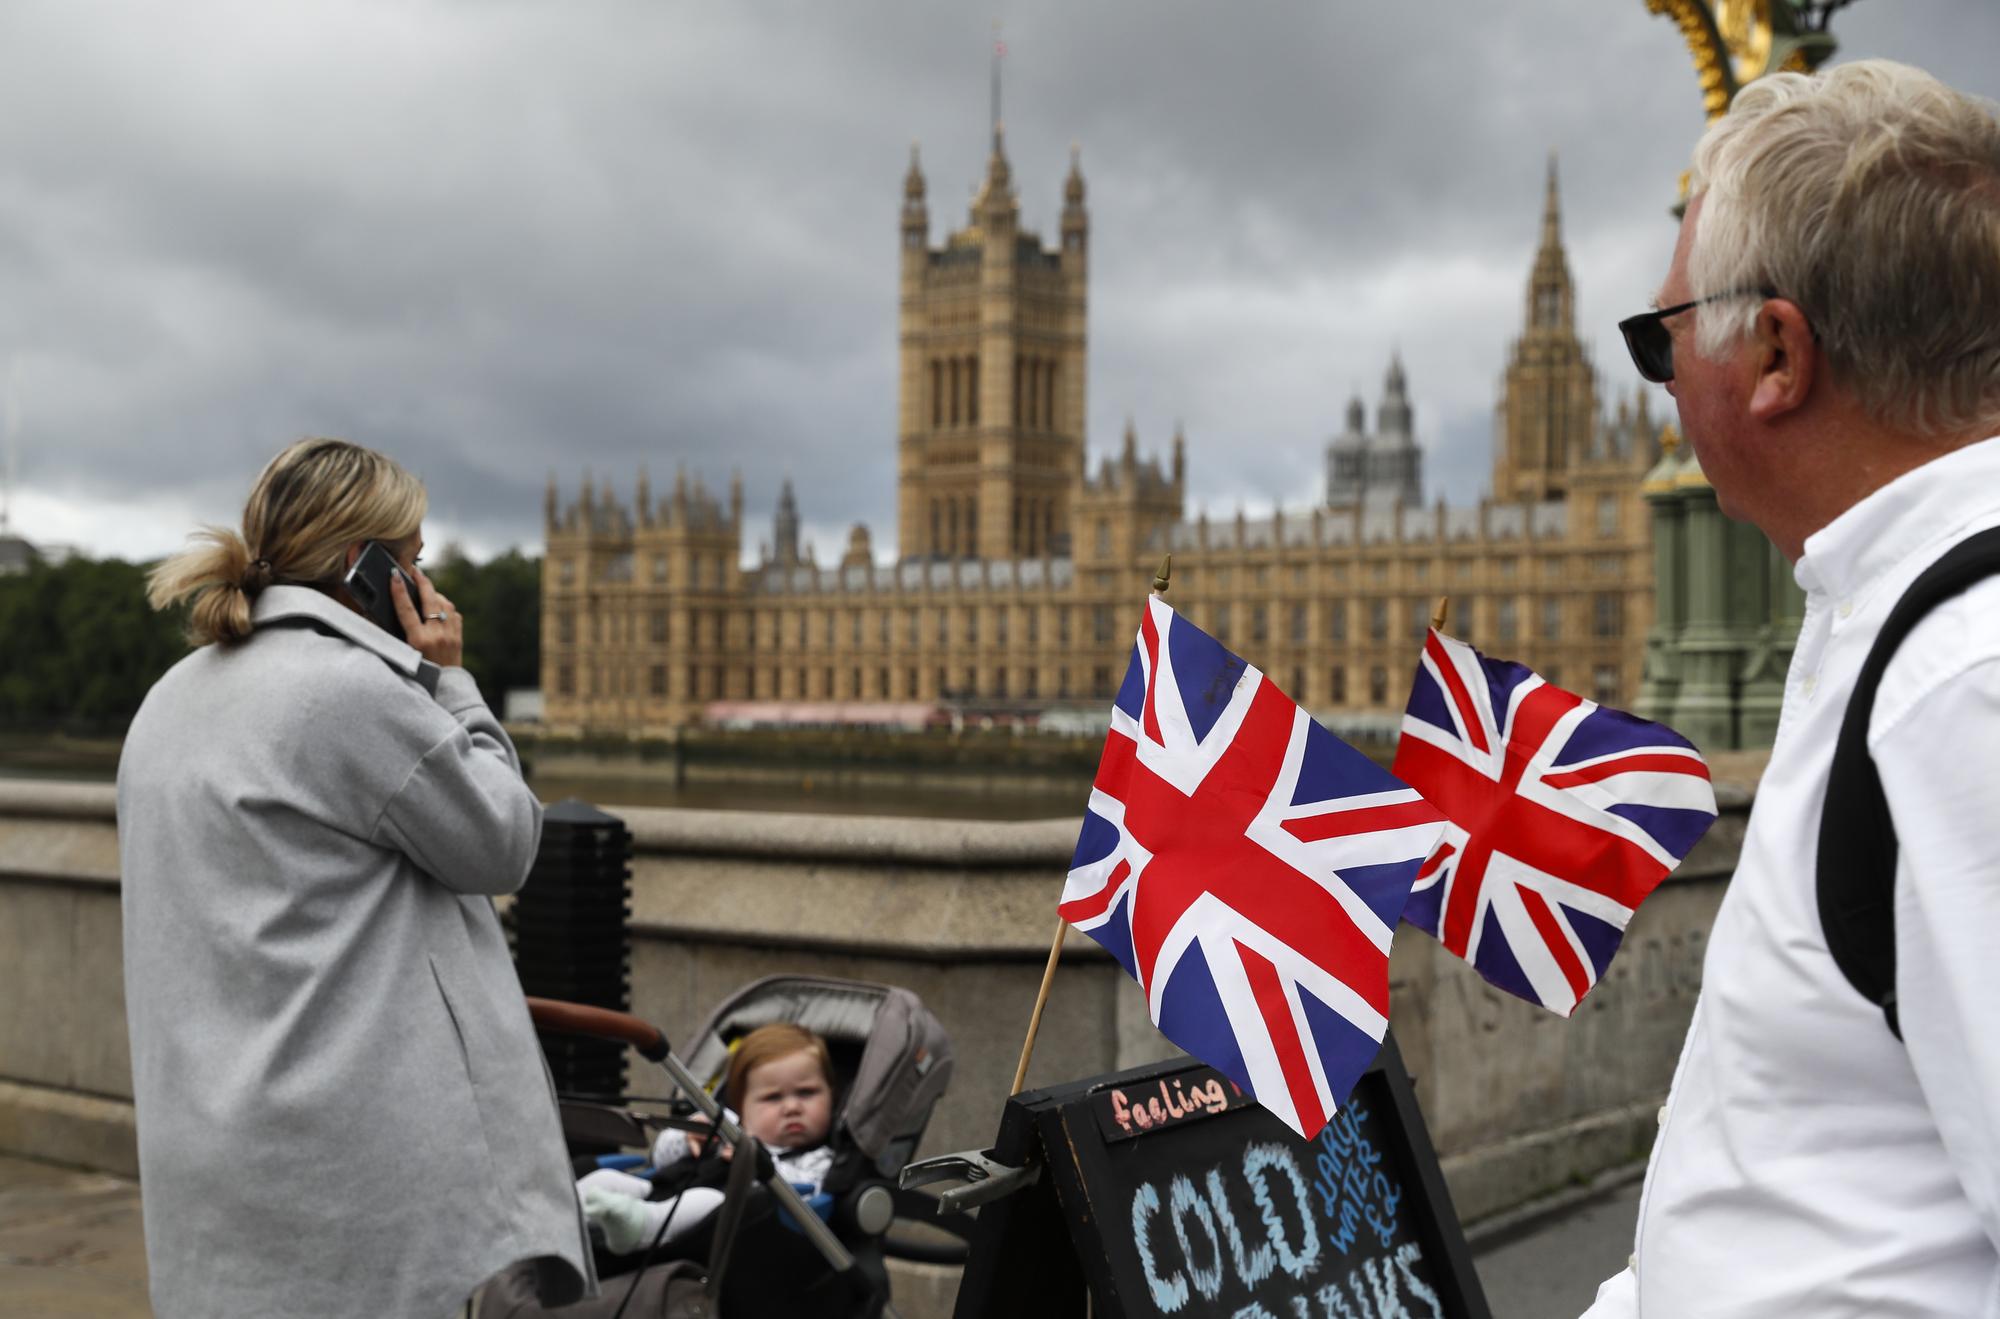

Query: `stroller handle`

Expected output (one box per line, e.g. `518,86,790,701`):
525,997,669,1062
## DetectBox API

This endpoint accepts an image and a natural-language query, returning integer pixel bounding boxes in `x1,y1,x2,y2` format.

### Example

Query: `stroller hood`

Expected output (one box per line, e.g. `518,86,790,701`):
684,975,954,1176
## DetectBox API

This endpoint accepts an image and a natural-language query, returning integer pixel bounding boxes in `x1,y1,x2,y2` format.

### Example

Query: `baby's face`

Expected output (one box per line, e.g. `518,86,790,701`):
739,1048,833,1151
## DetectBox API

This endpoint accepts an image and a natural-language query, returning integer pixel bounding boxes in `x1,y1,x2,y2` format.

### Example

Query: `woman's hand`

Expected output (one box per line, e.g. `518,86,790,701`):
685,1115,736,1161
390,566,463,669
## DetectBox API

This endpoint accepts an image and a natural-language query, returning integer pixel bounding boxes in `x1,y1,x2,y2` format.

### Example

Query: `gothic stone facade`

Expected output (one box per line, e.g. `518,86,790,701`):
541,151,1659,738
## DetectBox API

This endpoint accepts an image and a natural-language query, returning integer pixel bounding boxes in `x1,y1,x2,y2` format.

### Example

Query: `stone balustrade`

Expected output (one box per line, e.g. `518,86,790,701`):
0,776,1749,1234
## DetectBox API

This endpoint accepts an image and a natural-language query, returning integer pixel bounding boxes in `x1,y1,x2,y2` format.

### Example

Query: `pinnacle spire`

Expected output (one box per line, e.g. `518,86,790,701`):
990,24,1005,155
1541,152,1563,252
774,475,800,565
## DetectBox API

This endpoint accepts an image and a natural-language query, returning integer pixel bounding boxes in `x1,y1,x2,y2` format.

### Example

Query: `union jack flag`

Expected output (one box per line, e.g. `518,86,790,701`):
1060,598,1444,1140
1393,629,1718,1016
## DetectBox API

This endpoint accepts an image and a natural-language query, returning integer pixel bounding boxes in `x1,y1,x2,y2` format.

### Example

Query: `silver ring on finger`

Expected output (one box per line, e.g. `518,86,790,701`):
428,611,448,622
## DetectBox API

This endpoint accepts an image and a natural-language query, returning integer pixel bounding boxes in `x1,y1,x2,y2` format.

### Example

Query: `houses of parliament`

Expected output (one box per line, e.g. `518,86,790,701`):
540,126,1661,739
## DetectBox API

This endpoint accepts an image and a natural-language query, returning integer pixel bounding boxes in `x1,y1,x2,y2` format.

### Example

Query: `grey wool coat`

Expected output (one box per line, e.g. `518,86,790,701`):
118,585,595,1319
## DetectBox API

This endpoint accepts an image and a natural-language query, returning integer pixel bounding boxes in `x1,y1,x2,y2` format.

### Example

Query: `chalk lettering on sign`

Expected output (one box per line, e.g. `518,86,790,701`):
1128,1144,1333,1314
1292,1241,1442,1319
1311,1102,1405,1256
1206,1166,1275,1287
1363,1181,1404,1253
1243,1142,1321,1281
1132,1181,1190,1313
1364,1255,1414,1318
1316,1279,1363,1319
1319,1181,1363,1256
1103,1074,1242,1139
1224,1299,1324,1319
1169,1173,1227,1301
1393,1242,1443,1319
1131,1186,1441,1318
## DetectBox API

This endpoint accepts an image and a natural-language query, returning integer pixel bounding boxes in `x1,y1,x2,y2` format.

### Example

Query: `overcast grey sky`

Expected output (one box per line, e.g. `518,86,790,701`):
1,1,1994,564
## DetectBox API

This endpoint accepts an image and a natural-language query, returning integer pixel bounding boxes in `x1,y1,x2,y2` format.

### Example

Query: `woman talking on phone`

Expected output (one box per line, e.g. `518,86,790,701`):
120,438,593,1319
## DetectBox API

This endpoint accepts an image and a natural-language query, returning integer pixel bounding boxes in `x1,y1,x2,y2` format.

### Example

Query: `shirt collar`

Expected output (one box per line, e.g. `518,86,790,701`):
251,584,436,691
1796,434,2000,605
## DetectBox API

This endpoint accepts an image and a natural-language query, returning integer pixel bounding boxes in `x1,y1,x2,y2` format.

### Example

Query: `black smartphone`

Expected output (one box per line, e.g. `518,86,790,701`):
342,541,419,643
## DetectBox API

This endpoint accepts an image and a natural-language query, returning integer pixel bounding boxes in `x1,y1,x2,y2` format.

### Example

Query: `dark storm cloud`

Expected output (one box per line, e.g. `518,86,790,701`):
0,0,1994,561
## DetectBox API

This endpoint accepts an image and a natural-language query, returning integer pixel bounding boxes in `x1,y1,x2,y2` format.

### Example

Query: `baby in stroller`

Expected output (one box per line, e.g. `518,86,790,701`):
483,976,960,1319
577,1023,837,1255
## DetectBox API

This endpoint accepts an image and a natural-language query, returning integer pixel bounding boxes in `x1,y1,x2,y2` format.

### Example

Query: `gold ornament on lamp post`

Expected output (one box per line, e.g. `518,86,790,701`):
1642,0,1857,206
1643,0,1853,119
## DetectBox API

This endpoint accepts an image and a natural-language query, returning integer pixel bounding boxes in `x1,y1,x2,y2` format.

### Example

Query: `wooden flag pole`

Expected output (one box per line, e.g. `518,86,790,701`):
1010,915,1068,1095
1430,594,1450,632
1010,553,1173,1096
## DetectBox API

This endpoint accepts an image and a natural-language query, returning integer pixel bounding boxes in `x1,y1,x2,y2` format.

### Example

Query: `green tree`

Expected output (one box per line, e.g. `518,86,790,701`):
0,558,189,734
429,548,541,715
0,547,541,736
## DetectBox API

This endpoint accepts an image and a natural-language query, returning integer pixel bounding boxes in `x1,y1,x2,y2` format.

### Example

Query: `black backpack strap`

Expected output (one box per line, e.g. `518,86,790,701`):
1818,525,2000,1040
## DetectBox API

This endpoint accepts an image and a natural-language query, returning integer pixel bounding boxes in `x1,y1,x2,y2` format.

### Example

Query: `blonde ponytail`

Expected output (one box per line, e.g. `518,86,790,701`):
147,438,427,648
148,526,260,647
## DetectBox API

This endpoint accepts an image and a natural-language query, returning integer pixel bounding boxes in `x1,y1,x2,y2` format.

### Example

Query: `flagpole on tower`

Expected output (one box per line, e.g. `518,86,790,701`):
1010,555,1174,1095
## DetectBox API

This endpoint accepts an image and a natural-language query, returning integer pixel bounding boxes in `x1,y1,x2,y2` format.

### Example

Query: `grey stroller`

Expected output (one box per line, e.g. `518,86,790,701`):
487,975,961,1319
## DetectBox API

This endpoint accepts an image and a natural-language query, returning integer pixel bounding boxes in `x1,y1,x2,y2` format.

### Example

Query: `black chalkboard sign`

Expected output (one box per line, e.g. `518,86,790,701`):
954,1034,1489,1319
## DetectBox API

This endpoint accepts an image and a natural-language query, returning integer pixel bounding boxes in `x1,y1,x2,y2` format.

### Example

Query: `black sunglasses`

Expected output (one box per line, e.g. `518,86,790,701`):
1618,286,1777,384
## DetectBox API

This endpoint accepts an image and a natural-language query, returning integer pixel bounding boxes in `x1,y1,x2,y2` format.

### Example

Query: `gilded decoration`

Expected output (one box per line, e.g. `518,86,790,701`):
1714,0,1776,83
1644,0,1844,121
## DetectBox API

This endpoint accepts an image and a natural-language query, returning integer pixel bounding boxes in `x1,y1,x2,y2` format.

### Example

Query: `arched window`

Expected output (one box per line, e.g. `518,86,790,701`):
965,498,978,554
949,358,961,426
930,499,941,556
931,360,943,428
968,355,979,425
1045,362,1058,432
947,500,960,556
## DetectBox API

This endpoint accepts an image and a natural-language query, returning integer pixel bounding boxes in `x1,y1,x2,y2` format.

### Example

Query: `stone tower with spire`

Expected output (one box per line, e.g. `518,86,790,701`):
772,478,800,566
1327,355,1425,510
1493,156,1599,503
895,86,1088,562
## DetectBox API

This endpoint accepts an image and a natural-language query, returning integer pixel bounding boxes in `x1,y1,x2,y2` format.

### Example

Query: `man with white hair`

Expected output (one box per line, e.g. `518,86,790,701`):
1585,60,2000,1316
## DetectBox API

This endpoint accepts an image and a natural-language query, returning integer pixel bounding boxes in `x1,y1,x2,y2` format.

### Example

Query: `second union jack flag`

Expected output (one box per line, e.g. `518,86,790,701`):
1393,629,1718,1016
1059,597,1444,1140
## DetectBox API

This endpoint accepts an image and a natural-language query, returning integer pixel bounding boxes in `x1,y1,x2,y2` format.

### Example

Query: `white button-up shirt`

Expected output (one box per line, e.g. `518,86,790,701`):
1584,436,2000,1318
